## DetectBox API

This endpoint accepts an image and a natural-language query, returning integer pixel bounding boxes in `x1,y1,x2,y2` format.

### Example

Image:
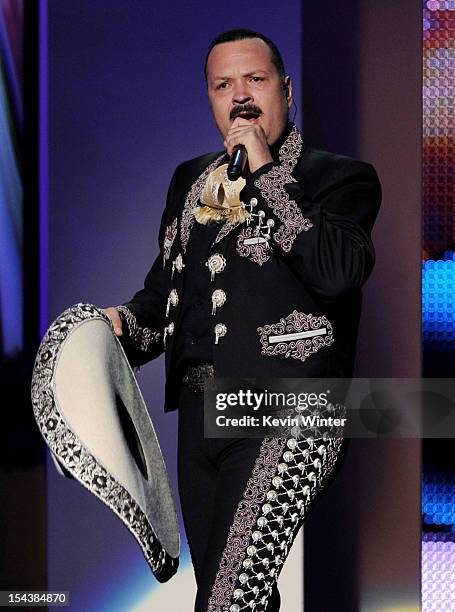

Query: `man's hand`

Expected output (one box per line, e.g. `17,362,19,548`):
103,307,123,337
224,117,273,174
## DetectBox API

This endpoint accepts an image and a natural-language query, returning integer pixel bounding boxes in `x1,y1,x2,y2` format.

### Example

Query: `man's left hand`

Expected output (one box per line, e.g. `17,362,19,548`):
224,117,273,174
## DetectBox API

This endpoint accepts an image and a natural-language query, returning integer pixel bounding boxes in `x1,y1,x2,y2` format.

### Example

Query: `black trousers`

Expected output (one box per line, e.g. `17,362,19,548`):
177,385,349,612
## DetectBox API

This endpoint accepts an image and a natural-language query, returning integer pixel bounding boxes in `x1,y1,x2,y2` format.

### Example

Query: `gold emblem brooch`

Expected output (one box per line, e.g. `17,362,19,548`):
194,163,250,225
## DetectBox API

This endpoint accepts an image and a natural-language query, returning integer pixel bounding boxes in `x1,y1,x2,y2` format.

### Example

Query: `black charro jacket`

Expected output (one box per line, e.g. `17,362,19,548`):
117,123,381,412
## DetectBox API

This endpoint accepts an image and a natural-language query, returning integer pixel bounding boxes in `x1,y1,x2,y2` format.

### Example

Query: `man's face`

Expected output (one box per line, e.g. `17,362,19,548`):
206,38,292,146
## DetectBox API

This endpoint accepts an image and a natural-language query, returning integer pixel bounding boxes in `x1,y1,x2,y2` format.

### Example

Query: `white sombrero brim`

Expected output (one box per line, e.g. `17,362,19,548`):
31,303,179,582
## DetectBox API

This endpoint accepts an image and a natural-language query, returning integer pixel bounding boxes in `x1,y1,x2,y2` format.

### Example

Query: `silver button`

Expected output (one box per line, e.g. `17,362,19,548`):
211,288,226,315
277,463,288,474
283,450,294,462
206,253,226,281
272,476,283,488
214,322,227,345
171,253,185,279
163,322,174,347
166,289,179,317
252,530,262,542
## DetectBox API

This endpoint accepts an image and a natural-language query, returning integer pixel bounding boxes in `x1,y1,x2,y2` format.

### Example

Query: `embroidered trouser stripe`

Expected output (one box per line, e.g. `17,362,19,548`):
177,385,347,612
206,433,344,612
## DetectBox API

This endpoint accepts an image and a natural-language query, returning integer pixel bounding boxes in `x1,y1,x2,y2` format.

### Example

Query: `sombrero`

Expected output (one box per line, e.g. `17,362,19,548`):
31,303,179,582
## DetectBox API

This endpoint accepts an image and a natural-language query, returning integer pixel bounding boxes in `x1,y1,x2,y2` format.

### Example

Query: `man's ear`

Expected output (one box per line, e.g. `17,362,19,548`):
284,76,293,106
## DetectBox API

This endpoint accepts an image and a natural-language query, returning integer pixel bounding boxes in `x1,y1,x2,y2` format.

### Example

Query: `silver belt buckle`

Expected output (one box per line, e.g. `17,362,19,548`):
182,364,214,392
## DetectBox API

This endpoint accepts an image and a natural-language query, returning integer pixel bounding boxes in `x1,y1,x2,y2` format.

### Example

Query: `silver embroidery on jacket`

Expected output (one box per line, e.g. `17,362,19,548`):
117,305,162,351
257,310,334,363
254,125,313,252
236,226,271,266
163,218,177,268
180,155,225,253
213,217,243,246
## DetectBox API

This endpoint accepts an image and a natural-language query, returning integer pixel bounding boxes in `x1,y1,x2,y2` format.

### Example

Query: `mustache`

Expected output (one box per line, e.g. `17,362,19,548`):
230,104,263,121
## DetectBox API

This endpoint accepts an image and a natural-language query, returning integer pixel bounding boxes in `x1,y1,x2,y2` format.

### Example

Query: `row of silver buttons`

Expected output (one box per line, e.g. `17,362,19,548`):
164,252,229,346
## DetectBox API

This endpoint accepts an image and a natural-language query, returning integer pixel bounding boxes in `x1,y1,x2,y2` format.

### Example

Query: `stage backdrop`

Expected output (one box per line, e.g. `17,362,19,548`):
301,1,421,610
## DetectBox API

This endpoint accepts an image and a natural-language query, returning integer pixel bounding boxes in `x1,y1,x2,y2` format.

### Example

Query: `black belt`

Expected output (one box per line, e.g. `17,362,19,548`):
181,363,215,393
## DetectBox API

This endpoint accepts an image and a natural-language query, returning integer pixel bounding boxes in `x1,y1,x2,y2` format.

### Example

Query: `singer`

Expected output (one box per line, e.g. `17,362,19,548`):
104,28,381,611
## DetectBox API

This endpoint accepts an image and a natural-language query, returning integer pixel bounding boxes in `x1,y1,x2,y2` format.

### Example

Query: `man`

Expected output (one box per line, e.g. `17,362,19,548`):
104,29,381,612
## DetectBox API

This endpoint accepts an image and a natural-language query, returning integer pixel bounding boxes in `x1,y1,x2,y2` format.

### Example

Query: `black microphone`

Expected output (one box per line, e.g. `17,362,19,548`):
227,145,247,181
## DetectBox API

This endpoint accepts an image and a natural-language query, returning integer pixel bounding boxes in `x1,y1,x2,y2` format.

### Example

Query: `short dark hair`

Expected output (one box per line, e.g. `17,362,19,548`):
204,28,286,82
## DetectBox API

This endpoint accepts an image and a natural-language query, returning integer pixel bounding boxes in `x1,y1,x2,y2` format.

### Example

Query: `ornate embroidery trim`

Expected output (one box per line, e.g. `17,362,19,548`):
254,125,313,253
236,226,271,266
207,437,287,612
117,305,162,352
30,303,178,582
180,154,225,253
213,217,244,246
207,418,346,611
257,310,334,363
163,218,177,268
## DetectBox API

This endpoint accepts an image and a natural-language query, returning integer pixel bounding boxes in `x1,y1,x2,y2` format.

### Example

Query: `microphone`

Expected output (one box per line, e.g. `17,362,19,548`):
227,145,247,181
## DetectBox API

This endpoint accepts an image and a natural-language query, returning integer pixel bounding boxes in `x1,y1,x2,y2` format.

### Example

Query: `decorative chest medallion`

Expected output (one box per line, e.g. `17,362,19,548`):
211,289,226,315
166,289,179,317
214,323,227,345
171,253,185,279
206,253,226,281
164,322,174,347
